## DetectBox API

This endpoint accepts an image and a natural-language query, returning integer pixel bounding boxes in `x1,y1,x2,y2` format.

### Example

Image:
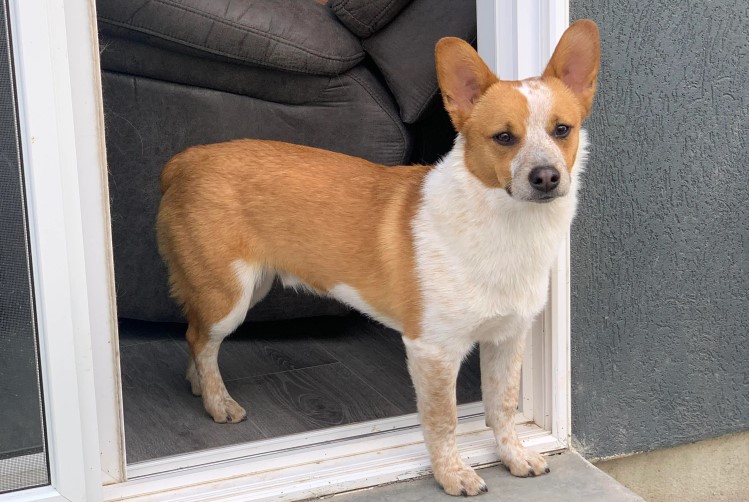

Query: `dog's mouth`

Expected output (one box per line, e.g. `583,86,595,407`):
505,184,565,203
511,192,560,203
534,194,557,203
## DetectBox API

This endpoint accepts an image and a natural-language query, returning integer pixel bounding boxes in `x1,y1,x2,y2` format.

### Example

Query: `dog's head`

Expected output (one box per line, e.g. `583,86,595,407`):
435,20,600,203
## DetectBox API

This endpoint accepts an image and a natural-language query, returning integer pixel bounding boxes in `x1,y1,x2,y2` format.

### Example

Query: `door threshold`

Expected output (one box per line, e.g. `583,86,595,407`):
126,402,490,478
107,403,565,501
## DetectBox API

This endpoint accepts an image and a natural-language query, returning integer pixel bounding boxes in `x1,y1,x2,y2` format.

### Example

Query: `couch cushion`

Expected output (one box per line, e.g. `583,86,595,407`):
329,0,412,38
99,35,331,105
97,0,364,76
363,0,476,124
102,67,411,322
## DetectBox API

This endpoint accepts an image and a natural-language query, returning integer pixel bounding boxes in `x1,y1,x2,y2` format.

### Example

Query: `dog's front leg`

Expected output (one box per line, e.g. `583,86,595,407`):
405,338,488,496
480,334,549,477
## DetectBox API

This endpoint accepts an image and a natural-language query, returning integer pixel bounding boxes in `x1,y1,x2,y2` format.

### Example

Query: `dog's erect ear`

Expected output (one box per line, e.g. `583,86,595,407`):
435,37,498,131
542,20,600,117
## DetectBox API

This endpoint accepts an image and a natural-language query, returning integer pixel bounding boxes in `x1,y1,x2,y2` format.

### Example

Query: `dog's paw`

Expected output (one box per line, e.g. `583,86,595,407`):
205,396,247,424
435,465,488,496
501,448,549,478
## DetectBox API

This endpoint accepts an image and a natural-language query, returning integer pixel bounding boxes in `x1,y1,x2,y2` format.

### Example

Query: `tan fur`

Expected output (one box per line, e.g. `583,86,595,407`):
157,141,425,336
435,37,498,131
542,19,601,116
157,142,429,422
545,77,587,172
462,81,530,189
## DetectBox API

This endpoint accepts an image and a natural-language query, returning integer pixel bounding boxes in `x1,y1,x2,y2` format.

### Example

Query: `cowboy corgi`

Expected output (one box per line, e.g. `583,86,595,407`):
156,20,599,496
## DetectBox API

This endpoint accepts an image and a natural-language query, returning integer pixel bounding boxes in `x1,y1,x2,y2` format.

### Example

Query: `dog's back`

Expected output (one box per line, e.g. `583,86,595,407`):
157,139,427,334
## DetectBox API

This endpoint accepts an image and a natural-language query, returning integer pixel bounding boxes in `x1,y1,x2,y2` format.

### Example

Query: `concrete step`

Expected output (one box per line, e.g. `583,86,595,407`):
322,451,642,501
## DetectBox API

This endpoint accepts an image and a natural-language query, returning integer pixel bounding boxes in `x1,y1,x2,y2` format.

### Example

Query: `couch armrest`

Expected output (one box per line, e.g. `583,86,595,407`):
328,0,413,38
97,0,364,76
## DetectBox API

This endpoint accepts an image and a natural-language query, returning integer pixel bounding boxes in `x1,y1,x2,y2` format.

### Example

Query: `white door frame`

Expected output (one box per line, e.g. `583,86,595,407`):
1,1,571,501
4,0,110,500
477,0,572,449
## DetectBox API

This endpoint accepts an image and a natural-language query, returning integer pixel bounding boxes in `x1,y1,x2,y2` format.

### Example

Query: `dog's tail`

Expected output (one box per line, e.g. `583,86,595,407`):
160,154,183,194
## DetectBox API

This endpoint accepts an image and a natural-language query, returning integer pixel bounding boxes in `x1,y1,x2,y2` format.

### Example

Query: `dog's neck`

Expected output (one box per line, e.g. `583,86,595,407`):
415,133,586,288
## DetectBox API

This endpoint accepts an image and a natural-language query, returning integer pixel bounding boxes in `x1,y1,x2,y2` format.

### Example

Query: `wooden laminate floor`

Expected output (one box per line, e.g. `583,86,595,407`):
119,313,482,464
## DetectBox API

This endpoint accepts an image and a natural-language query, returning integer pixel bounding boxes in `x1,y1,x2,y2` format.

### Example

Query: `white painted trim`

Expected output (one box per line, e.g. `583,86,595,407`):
106,417,564,502
6,0,107,500
477,0,572,447
543,0,572,449
549,237,572,444
0,487,67,502
60,0,126,485
128,403,494,478
118,403,562,500
531,315,550,429
475,0,499,73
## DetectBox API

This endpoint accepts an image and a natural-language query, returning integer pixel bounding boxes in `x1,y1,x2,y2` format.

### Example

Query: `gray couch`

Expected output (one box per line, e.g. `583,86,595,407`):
97,0,476,322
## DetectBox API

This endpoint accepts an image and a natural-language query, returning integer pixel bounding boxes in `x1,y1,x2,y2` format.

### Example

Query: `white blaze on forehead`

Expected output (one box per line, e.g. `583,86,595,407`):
511,80,564,175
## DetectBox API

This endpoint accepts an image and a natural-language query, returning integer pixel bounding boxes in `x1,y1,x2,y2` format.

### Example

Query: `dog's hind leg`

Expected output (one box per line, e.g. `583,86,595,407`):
185,261,273,423
404,337,488,496
481,332,549,477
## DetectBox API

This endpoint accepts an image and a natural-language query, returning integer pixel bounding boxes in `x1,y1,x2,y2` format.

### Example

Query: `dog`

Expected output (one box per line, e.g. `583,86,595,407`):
156,20,599,496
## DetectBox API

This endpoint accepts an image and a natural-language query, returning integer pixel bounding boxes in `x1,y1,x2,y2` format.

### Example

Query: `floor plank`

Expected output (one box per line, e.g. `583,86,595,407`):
228,362,403,437
311,315,482,414
457,347,483,405
120,314,483,463
304,316,417,413
174,320,340,382
120,338,266,463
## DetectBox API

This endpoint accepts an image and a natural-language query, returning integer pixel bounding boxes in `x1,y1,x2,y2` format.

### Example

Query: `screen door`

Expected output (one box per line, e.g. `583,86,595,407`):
0,0,49,493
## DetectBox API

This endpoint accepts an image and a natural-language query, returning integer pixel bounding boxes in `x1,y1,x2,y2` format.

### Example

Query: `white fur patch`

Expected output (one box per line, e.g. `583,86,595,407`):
507,80,572,202
279,272,321,295
412,132,586,349
328,283,402,332
210,260,270,338
513,81,564,174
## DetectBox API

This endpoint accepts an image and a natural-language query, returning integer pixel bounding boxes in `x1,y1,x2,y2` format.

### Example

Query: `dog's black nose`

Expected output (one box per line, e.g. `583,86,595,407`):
528,166,560,192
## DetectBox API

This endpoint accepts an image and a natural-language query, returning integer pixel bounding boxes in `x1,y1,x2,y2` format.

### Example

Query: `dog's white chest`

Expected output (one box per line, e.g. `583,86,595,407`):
413,229,555,343
412,145,577,344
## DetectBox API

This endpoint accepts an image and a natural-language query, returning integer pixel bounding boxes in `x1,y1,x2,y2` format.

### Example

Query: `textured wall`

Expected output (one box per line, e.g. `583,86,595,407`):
569,0,749,458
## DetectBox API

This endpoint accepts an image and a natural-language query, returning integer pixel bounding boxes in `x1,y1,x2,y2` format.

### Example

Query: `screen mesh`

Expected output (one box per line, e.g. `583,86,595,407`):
0,0,50,493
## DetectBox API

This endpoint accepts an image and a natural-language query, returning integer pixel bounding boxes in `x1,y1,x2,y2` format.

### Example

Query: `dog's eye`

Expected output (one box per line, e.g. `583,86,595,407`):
554,124,571,138
493,132,515,145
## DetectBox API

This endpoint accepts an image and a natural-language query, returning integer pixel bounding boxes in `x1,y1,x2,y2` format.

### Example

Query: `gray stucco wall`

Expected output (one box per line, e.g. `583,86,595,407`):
569,0,749,458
